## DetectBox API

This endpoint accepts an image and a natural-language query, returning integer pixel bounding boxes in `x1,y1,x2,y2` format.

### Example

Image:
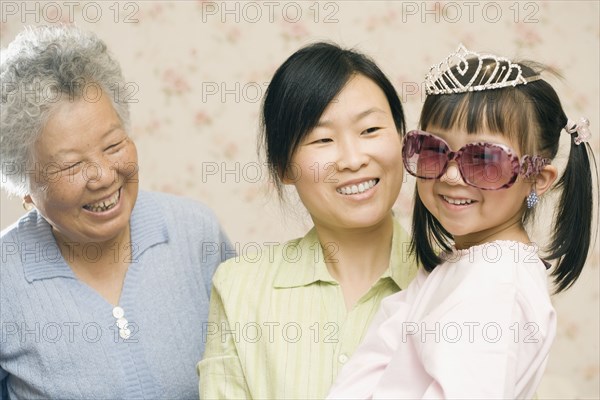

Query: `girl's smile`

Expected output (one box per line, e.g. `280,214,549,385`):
417,127,532,248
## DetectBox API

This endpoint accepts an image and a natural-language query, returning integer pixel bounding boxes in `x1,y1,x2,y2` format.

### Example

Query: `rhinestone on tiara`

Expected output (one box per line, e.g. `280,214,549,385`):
424,44,541,95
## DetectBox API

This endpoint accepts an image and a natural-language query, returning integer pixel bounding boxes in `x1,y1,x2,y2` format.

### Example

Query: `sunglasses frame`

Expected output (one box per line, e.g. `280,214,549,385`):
402,130,551,190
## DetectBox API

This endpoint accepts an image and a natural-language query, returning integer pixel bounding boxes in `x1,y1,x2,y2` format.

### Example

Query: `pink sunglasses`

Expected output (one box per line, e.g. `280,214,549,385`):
402,130,550,190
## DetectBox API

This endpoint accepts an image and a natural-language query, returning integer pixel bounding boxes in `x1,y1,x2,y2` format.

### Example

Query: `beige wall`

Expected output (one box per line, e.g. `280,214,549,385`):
1,1,598,397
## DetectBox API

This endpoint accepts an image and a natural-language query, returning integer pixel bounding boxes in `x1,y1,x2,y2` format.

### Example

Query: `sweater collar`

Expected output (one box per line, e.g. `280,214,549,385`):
21,191,169,283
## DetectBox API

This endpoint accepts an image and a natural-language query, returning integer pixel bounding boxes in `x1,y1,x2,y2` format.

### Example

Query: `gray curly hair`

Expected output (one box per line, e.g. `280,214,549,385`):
0,25,131,197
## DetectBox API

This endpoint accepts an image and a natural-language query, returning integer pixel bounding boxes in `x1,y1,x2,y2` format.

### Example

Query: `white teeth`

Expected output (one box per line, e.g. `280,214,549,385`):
83,189,120,212
337,179,377,195
442,195,473,205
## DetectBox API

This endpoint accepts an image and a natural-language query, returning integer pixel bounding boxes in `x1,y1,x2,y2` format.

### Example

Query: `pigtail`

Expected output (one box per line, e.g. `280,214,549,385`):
519,75,597,293
410,194,453,271
548,138,597,293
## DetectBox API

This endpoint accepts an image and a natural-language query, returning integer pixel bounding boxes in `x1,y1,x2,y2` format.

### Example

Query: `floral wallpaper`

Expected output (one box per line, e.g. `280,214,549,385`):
1,1,598,397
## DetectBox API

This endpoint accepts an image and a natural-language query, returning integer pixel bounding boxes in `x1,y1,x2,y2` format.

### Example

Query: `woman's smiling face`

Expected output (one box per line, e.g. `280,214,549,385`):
287,74,404,233
25,91,139,246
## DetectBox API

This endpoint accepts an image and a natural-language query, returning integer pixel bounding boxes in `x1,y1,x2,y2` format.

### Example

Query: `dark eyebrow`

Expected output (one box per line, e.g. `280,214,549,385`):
315,107,387,128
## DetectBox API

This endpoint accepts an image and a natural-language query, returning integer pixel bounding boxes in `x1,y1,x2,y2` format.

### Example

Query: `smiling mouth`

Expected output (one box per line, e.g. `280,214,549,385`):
441,195,475,206
83,188,121,212
336,179,379,195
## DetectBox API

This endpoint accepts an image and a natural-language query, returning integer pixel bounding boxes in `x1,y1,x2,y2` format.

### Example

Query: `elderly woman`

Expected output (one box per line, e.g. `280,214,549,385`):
0,26,232,398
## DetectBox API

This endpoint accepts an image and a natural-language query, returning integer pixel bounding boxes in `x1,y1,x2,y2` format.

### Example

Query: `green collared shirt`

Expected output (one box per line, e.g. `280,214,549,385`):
198,219,418,399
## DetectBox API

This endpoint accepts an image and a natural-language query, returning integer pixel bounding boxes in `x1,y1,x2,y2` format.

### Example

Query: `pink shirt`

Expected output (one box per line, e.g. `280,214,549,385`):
327,241,556,399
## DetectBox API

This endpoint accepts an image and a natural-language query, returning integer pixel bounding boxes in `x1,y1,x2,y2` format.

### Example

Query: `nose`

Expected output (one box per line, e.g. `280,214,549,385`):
336,135,369,172
84,155,116,190
439,160,467,186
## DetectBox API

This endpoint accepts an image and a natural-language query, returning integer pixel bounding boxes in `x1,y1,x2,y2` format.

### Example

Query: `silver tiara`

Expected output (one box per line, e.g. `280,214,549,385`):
424,44,541,95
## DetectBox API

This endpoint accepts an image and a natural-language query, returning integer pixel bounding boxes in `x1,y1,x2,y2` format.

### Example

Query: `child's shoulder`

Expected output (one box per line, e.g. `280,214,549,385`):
417,241,553,321
433,240,548,293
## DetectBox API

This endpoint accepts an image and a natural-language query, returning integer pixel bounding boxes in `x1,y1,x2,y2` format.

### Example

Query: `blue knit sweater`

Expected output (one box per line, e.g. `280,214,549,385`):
0,191,234,399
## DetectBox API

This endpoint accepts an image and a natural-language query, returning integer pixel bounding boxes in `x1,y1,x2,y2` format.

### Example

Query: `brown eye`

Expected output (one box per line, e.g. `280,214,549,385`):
363,127,380,134
307,137,333,144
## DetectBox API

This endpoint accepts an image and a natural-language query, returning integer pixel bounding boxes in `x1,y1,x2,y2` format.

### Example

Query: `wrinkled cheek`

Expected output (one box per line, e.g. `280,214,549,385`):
45,190,79,212
113,146,139,183
126,143,139,166
119,162,140,184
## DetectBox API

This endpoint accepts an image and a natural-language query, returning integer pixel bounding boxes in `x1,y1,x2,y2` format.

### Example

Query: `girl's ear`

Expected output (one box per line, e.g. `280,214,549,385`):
536,165,558,196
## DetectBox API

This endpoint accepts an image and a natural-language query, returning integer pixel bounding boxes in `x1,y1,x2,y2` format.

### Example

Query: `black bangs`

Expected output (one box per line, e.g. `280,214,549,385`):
419,87,537,155
412,55,596,294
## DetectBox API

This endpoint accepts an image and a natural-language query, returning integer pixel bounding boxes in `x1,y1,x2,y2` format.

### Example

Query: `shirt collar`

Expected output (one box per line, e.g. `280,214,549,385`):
273,218,414,290
21,191,169,283
272,227,336,289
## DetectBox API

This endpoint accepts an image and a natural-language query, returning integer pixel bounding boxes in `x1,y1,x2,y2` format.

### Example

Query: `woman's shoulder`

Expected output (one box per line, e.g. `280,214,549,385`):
211,231,314,292
1,209,45,238
1,210,52,268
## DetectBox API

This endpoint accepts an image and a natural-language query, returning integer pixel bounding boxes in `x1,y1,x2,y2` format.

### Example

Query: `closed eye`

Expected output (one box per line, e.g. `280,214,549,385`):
105,139,126,152
62,161,82,171
362,127,381,134
309,138,333,144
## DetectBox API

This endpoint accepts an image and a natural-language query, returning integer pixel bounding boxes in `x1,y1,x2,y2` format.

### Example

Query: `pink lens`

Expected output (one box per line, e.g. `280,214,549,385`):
402,131,521,190
403,133,447,178
461,144,517,189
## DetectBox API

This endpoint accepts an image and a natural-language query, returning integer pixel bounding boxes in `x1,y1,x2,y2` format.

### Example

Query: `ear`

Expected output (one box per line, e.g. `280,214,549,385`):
535,165,558,196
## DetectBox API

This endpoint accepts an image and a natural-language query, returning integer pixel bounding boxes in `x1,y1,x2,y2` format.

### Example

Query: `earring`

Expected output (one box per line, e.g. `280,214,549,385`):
526,189,539,209
22,197,33,211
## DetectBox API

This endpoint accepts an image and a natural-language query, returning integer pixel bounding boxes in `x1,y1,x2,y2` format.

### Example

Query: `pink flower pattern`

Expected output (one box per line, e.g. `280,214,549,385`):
1,2,598,397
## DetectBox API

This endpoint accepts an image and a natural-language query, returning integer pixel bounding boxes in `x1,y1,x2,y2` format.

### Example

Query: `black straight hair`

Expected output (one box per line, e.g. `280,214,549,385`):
260,42,405,198
411,57,597,293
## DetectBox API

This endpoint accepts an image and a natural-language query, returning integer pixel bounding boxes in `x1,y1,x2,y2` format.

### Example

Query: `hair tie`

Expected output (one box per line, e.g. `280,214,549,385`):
565,117,591,145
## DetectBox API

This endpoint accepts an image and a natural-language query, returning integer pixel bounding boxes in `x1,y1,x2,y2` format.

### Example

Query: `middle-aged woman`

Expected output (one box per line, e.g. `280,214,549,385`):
0,26,233,398
198,42,418,399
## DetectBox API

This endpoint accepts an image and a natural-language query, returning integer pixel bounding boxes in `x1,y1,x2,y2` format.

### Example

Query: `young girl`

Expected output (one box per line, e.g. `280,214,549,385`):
327,44,595,399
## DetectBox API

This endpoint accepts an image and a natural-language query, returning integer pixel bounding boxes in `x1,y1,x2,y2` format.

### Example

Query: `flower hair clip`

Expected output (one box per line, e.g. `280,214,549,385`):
565,117,591,145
